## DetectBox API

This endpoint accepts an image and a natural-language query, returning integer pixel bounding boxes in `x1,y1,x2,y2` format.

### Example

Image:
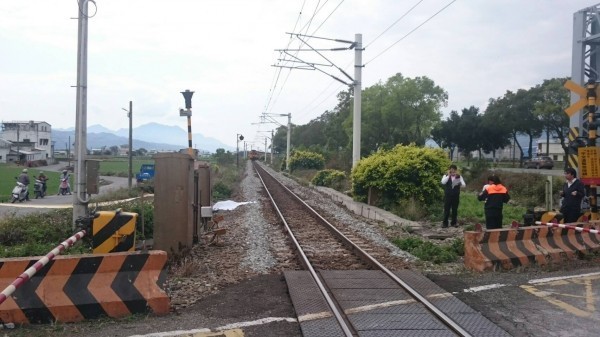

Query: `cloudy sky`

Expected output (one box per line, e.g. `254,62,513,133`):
0,1,596,149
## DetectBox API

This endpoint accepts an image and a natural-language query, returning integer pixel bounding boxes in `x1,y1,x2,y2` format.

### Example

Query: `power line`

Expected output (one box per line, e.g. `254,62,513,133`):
365,0,457,66
263,0,344,117
290,1,450,124
364,0,424,49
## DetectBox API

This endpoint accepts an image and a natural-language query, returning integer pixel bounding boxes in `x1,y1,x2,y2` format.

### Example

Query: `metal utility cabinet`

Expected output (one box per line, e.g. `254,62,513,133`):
153,153,194,254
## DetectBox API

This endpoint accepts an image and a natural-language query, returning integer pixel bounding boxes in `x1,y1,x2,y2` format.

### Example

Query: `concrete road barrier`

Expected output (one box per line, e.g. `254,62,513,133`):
464,225,600,271
0,250,169,324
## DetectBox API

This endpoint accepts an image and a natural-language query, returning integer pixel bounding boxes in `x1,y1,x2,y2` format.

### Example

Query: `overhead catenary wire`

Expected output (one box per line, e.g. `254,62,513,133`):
364,0,424,49
264,0,456,133
264,1,323,115
365,0,457,66
262,0,343,119
294,0,426,121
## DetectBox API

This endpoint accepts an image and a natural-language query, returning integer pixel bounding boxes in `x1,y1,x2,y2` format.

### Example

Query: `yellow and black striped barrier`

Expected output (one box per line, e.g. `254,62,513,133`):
0,250,169,324
92,210,137,254
464,225,600,271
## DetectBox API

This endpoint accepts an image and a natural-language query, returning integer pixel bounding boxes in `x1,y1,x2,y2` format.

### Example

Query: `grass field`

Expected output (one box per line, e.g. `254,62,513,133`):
96,158,154,176
0,165,64,202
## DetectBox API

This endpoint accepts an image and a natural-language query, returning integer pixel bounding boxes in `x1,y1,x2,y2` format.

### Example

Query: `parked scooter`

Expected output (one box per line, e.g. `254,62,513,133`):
33,179,45,199
11,180,28,203
59,178,71,195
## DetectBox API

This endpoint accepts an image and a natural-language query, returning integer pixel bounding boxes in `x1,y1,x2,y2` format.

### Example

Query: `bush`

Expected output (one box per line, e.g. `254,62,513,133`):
392,236,461,264
311,169,346,190
289,151,325,172
213,181,232,201
0,209,92,257
351,144,450,208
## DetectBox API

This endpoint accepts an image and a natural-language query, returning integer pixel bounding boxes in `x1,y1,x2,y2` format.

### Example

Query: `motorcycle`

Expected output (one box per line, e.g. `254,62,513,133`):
11,180,28,203
59,178,71,195
33,179,46,199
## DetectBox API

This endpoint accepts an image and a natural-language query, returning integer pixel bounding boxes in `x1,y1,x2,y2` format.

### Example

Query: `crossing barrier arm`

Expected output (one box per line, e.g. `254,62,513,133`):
0,230,87,306
535,221,600,234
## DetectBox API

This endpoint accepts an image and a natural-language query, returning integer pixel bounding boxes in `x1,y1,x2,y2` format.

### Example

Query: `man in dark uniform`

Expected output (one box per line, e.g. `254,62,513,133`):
441,164,466,228
560,167,585,223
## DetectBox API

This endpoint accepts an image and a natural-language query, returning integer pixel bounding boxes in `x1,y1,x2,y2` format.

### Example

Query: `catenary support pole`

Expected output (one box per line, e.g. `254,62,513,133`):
73,0,91,227
286,113,291,171
352,33,362,168
128,101,133,190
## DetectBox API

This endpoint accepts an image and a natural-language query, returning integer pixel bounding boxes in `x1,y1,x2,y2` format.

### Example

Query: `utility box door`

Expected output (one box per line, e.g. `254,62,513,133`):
86,159,100,194
153,153,194,254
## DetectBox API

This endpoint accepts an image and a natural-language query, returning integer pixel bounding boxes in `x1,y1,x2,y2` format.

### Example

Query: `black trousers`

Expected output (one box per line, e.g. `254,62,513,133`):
443,195,459,226
562,207,581,223
485,208,503,229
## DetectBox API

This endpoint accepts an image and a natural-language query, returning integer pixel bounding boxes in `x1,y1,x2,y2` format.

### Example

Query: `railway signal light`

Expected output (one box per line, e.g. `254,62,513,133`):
181,89,194,110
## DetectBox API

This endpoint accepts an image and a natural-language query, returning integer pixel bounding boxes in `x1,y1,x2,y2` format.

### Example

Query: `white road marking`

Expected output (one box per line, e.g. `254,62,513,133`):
462,283,507,293
528,271,600,284
127,317,298,337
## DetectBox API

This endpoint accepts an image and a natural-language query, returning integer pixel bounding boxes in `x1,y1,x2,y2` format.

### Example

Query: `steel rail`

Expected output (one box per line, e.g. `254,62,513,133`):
254,162,473,337
253,163,355,337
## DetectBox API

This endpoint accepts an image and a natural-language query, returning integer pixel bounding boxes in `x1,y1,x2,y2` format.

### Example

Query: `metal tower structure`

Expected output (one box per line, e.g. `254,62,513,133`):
568,4,600,162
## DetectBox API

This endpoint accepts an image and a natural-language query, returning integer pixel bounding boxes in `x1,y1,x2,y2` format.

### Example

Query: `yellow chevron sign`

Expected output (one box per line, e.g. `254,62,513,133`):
564,80,600,117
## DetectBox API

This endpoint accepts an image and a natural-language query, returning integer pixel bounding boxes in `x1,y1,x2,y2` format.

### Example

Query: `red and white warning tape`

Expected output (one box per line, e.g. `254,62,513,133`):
535,221,600,235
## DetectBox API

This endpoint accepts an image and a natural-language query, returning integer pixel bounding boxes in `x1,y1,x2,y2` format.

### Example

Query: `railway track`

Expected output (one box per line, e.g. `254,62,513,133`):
254,162,509,337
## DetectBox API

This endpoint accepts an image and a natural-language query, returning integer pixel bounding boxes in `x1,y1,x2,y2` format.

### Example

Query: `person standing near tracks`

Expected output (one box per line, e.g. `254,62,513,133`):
560,167,585,223
441,164,466,228
478,175,510,229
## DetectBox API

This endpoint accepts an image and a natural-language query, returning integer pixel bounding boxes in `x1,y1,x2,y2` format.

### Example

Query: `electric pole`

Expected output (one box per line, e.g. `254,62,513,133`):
122,101,133,190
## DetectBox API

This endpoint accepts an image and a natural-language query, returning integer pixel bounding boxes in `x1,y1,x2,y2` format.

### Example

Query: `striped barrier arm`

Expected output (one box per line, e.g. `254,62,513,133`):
535,221,600,235
0,230,86,306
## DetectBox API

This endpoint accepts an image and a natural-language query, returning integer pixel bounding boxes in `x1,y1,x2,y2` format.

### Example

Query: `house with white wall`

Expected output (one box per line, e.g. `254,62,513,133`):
0,121,52,163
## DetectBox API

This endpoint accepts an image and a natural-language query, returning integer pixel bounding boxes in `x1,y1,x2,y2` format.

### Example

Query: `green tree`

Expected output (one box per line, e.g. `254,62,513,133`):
486,88,543,164
351,145,450,207
110,145,120,156
533,77,570,163
360,73,447,151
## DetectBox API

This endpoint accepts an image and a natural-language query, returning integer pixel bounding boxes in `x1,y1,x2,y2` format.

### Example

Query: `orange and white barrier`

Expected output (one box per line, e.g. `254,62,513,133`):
0,250,169,324
464,225,600,272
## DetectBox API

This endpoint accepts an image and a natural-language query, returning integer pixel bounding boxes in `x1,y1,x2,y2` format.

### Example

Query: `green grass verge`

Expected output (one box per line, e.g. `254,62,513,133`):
0,164,65,202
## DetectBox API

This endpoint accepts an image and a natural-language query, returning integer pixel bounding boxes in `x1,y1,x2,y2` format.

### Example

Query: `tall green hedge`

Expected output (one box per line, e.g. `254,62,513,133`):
312,169,346,189
289,150,325,172
351,145,450,207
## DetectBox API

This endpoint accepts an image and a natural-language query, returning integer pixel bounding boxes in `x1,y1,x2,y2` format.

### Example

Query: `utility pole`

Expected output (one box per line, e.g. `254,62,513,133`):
236,134,244,167
122,101,133,190
73,0,91,225
352,34,363,167
271,130,274,165
16,125,19,165
286,113,291,171
273,32,361,167
257,113,291,170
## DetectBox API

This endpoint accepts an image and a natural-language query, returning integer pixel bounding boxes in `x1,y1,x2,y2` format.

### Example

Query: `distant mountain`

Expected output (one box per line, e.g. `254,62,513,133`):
52,123,234,153
53,130,182,152
88,125,114,134
113,122,233,152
